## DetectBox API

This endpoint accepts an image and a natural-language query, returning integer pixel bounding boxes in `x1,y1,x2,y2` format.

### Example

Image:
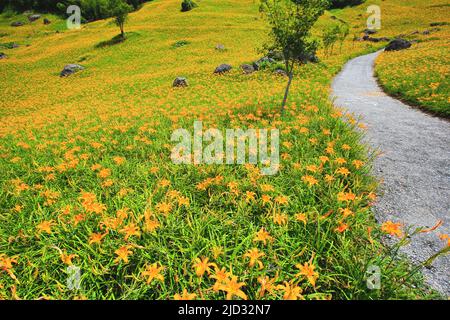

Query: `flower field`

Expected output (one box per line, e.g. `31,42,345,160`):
0,0,448,300
376,32,450,117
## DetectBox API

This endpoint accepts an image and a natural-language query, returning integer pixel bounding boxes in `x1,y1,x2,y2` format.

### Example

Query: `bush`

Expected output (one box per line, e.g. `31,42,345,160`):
0,0,151,22
181,0,197,12
329,0,365,9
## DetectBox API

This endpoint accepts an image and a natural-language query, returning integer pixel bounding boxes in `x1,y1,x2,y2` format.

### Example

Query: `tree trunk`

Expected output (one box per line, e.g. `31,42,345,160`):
120,24,125,39
280,72,293,116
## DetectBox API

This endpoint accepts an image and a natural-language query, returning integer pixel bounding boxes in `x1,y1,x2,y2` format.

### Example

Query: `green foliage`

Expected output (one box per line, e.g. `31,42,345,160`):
323,22,348,56
171,40,190,48
181,0,197,12
329,0,365,9
322,25,339,56
0,0,150,22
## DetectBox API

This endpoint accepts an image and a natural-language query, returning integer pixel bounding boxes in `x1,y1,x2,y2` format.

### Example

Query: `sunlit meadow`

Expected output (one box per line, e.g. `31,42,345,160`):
0,0,448,300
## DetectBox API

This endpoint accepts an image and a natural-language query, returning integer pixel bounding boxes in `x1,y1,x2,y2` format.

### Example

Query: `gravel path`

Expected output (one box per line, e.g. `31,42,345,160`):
331,51,450,296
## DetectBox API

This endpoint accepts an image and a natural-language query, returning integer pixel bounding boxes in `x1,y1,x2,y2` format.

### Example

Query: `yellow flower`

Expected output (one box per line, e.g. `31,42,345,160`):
243,248,265,269
89,232,107,245
155,201,171,215
335,222,349,233
192,257,215,277
274,195,289,205
261,194,272,205
174,289,197,300
257,276,277,298
336,167,350,176
210,266,231,291
217,276,247,300
295,261,319,287
295,213,307,224
253,227,273,245
61,253,77,265
142,263,164,284
302,175,318,186
277,281,304,300
114,246,133,264
381,221,403,238
273,212,288,226
119,223,141,240
36,220,55,234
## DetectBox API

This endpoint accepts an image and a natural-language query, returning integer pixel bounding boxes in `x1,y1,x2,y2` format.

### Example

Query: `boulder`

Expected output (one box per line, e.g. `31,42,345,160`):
214,64,232,74
267,50,284,61
43,18,51,25
299,52,319,64
215,44,226,51
11,21,24,27
362,35,390,42
252,57,275,70
0,52,7,59
273,69,288,77
28,14,41,22
60,64,84,77
241,64,255,74
173,77,188,87
364,29,377,35
422,27,440,35
385,38,412,51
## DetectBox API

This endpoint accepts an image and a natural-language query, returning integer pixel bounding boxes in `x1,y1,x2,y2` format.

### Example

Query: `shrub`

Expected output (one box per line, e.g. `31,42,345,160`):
181,0,197,12
0,0,151,22
329,0,365,9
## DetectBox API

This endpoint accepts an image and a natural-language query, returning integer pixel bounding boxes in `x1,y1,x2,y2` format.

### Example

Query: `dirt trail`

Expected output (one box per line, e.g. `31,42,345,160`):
331,51,450,296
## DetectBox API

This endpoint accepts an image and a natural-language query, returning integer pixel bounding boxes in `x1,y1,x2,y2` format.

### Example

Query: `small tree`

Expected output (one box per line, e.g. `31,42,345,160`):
337,23,349,52
322,25,340,56
109,0,132,39
260,0,328,115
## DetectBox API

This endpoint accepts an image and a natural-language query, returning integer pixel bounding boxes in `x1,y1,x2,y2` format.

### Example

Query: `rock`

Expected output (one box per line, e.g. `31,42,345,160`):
60,64,84,77
215,44,226,51
241,64,255,74
267,50,284,61
385,38,412,51
173,77,188,87
273,69,287,77
299,52,319,64
43,18,51,25
28,14,41,22
11,21,24,27
252,57,275,71
422,27,440,35
0,52,7,59
363,35,390,42
214,64,232,74
364,29,377,35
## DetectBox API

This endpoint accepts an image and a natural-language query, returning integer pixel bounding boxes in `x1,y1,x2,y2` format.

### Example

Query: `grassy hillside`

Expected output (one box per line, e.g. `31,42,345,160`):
376,32,450,117
0,0,447,300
